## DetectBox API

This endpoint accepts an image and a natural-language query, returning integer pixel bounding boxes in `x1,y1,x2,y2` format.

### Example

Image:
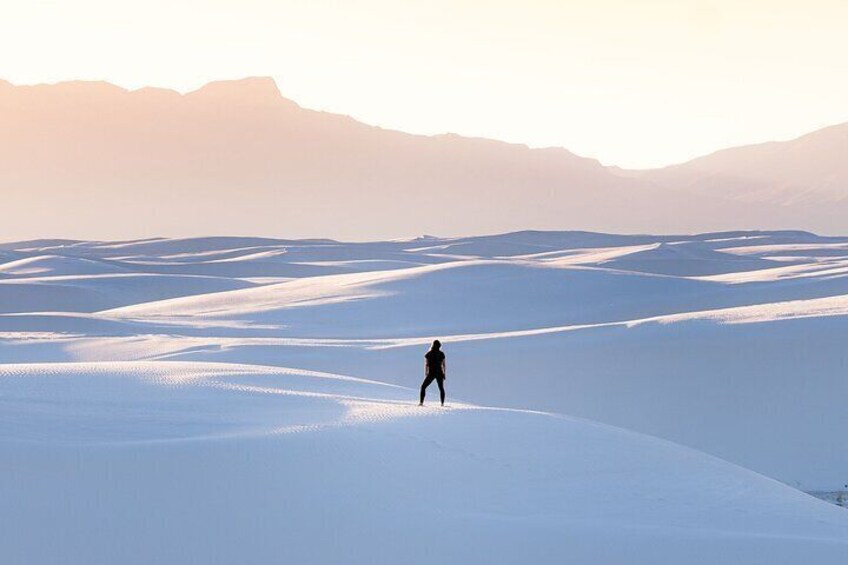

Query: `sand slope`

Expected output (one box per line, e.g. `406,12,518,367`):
1,362,846,564
2,230,848,563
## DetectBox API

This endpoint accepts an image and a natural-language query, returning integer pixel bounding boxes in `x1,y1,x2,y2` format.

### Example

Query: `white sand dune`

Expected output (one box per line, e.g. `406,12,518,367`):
599,241,777,276
0,273,258,314
2,230,848,564
0,254,128,277
1,361,846,564
102,259,732,338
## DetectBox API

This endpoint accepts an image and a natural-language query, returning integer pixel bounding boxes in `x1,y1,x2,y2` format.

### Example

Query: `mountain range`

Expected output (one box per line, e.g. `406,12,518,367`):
1,77,846,239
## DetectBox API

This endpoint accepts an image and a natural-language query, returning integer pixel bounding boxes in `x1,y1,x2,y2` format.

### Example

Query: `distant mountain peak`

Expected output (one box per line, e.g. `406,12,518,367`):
185,76,291,106
13,79,129,96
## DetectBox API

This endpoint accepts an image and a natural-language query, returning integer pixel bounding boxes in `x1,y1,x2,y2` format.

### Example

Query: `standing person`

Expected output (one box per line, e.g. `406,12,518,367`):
419,340,446,406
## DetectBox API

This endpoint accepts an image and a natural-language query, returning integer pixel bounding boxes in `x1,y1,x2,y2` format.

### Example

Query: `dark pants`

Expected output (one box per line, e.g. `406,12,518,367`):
419,374,445,405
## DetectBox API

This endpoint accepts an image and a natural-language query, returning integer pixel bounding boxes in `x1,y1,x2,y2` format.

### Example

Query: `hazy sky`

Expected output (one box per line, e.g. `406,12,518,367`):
2,0,846,168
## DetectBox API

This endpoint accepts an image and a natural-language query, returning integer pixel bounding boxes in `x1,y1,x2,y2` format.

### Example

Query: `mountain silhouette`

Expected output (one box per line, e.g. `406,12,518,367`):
630,122,848,208
0,77,844,239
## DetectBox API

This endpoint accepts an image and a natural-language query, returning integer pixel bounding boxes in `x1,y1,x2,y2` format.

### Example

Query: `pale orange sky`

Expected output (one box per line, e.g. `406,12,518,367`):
1,0,847,168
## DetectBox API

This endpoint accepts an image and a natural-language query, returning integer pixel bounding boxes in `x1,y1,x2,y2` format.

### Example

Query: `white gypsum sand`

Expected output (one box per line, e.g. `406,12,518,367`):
2,230,848,564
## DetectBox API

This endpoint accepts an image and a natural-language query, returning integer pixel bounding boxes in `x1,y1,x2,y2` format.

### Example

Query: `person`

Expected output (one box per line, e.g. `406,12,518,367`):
419,339,446,406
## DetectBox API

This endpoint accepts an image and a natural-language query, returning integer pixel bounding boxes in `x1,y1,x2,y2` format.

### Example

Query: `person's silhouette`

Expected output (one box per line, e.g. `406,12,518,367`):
419,339,446,406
